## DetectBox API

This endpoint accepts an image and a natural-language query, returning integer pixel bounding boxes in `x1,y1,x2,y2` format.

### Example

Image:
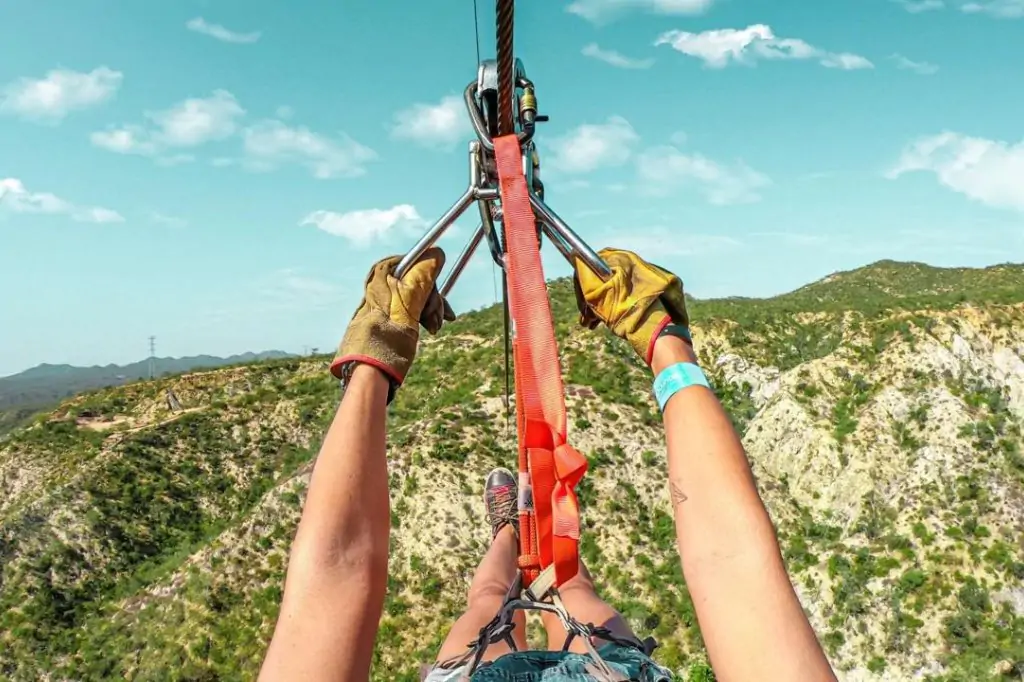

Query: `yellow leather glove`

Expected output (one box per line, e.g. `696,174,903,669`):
330,247,455,401
573,248,690,367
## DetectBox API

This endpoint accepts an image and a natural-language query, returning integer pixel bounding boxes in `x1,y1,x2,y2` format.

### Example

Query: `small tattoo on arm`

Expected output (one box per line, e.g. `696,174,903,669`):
670,480,688,507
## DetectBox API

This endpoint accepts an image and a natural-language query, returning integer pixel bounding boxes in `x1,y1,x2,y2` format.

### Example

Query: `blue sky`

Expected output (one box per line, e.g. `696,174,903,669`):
1,0,1023,376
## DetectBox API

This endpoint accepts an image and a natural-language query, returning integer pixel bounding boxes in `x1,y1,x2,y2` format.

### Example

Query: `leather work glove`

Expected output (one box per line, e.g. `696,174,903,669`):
573,248,690,367
330,247,455,402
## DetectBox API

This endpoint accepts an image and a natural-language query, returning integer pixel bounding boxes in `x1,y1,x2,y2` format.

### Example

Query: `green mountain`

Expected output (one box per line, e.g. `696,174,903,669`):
0,351,294,419
0,260,1022,681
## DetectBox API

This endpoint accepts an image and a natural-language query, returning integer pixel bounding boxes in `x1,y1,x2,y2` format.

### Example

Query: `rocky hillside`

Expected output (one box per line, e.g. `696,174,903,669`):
0,260,1022,682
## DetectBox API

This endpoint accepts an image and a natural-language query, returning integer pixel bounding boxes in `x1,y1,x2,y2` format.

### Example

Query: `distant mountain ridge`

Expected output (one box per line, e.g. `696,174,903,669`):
0,351,294,410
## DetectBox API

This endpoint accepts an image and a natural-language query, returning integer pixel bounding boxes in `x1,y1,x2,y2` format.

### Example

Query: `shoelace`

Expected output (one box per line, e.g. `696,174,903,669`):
486,485,518,535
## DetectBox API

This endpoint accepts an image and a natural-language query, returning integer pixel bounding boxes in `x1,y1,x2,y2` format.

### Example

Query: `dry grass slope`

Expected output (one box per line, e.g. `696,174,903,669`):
0,260,1021,681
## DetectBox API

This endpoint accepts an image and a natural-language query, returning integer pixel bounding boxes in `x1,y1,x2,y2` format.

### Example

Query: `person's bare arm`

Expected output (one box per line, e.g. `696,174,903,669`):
652,335,836,682
259,247,452,681
259,364,390,682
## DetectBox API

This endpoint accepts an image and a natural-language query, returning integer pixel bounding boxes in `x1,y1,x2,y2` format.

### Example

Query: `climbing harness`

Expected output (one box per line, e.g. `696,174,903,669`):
394,2,652,678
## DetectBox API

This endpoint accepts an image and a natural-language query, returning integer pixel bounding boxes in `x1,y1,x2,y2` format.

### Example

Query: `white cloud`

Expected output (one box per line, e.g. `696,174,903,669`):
581,43,655,69
887,131,1024,211
150,212,188,228
820,53,875,70
186,17,261,44
251,268,344,314
548,116,640,173
390,95,470,149
243,119,376,178
893,0,945,12
636,145,771,205
0,67,122,122
300,205,424,247
90,125,158,155
891,53,939,74
91,90,245,159
961,0,1024,17
654,24,873,70
270,269,342,303
568,0,714,22
0,178,124,223
149,90,245,146
80,207,124,223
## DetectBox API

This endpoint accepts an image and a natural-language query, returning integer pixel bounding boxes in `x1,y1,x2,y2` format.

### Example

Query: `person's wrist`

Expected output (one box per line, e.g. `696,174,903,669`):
347,363,392,399
651,335,697,375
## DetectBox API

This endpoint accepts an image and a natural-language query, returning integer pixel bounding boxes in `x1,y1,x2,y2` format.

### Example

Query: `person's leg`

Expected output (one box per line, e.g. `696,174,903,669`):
434,469,527,666
540,561,637,654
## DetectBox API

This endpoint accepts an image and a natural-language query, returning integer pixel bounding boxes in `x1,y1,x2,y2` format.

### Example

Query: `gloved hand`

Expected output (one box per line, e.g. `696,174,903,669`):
330,247,455,401
572,248,690,367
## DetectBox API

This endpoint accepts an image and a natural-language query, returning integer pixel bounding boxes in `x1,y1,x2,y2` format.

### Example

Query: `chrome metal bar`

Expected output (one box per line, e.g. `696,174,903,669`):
440,224,484,297
478,196,504,268
529,194,612,279
539,222,572,262
394,188,474,279
395,142,484,279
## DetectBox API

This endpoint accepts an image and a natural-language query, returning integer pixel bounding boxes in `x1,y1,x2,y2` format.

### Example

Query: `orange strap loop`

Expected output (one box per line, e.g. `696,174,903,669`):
494,134,588,590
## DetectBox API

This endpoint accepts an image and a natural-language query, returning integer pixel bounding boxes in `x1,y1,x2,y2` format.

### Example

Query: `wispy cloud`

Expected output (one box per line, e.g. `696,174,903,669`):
568,0,714,23
91,90,245,159
300,204,425,247
961,0,1024,17
186,17,261,44
92,92,374,178
636,145,771,205
892,0,945,12
261,269,343,311
390,95,470,150
548,116,640,173
581,43,655,69
0,178,124,223
242,119,377,178
203,268,345,324
891,53,939,74
887,131,1024,211
654,24,873,70
0,67,122,122
150,212,188,228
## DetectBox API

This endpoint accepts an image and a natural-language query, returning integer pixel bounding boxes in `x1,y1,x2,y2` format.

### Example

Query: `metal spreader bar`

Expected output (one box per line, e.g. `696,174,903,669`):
393,59,611,290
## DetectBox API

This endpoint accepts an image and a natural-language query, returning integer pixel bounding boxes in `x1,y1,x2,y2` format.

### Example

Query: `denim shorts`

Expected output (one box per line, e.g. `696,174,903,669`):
423,642,674,681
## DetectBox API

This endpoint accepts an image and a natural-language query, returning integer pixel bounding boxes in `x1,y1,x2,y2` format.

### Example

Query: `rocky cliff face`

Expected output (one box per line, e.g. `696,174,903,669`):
1,261,1022,682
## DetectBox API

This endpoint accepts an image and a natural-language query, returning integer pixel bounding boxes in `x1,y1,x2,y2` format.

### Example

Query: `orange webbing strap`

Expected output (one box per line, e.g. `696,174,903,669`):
494,134,588,590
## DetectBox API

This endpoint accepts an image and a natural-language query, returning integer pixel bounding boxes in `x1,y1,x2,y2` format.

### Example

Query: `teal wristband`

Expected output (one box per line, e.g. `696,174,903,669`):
653,362,710,411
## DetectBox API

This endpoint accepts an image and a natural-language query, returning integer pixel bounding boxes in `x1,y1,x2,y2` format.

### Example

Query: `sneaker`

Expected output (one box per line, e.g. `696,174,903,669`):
484,467,519,539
